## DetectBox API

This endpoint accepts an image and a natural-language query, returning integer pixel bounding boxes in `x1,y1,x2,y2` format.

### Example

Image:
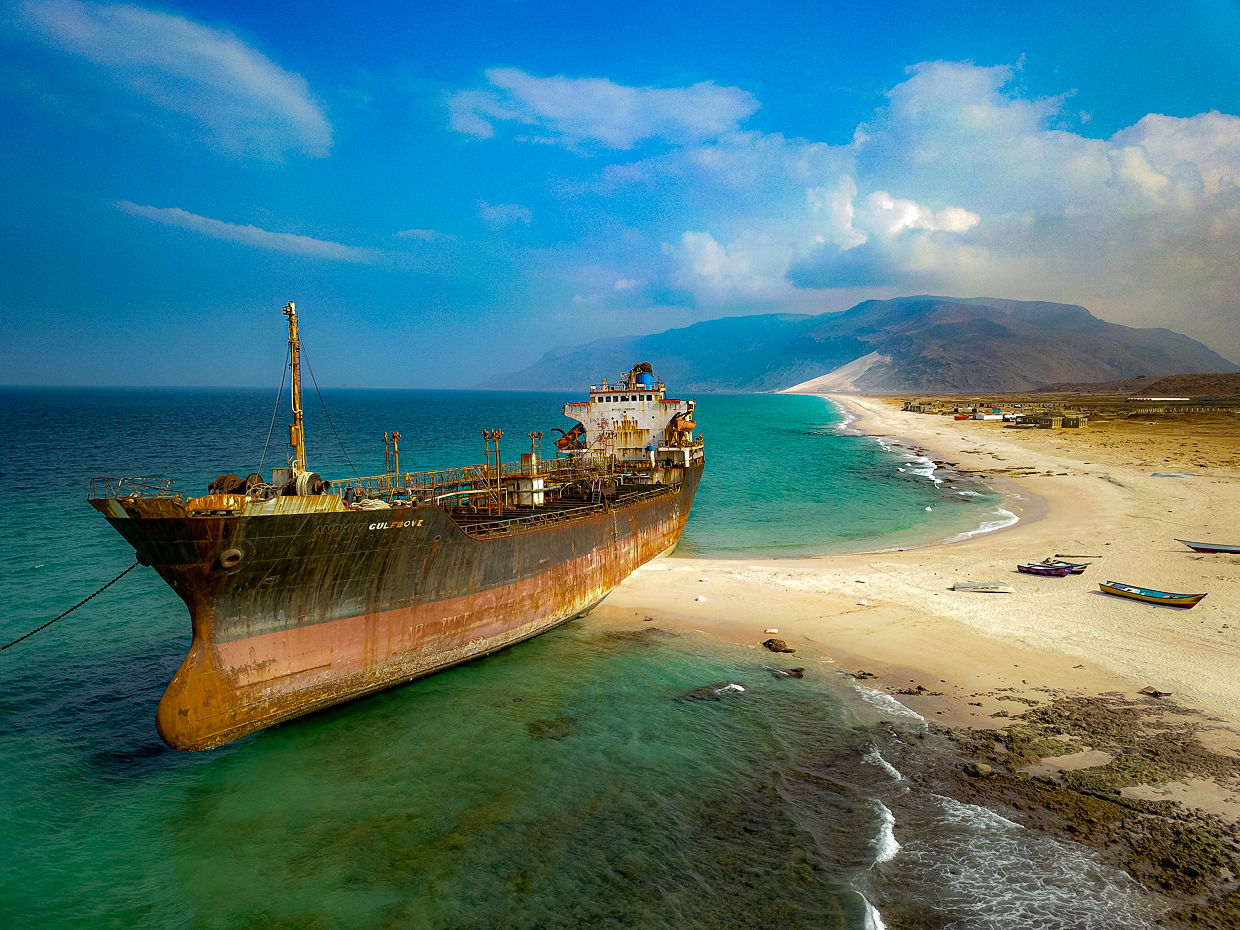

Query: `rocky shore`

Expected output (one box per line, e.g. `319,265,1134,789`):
888,690,1240,927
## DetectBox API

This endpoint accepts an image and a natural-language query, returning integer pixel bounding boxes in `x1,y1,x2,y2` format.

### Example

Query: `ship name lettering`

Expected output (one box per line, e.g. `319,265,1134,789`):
368,519,425,531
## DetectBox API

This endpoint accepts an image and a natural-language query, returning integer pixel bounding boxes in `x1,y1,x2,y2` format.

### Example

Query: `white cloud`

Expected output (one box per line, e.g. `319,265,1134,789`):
449,68,758,150
663,231,795,304
478,201,532,226
613,278,637,290
577,60,1239,359
853,191,980,238
116,202,376,261
395,228,455,241
15,0,330,158
807,177,867,249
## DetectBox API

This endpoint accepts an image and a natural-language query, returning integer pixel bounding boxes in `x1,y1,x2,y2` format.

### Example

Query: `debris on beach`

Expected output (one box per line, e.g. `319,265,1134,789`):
952,581,1015,593
1139,686,1173,698
762,638,796,653
694,595,706,602
764,628,778,634
698,577,709,582
857,599,868,606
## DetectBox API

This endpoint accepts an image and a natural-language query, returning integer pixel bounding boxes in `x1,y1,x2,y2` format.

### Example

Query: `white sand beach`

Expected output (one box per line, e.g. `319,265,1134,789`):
594,393,1240,816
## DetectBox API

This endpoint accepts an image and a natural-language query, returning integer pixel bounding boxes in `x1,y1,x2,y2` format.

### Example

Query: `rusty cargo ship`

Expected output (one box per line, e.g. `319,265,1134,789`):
89,303,704,751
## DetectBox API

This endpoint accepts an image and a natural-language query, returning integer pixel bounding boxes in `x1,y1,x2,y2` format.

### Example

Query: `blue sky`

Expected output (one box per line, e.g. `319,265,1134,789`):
4,0,1240,386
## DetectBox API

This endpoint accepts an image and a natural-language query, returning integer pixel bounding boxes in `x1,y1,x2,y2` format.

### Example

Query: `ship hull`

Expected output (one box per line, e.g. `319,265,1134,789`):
105,466,701,751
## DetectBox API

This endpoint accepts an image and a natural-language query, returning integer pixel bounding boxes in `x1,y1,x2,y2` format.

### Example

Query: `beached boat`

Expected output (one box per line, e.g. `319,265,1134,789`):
1175,539,1240,555
952,581,1014,593
1039,559,1089,574
1099,581,1206,608
89,303,705,751
1017,563,1074,576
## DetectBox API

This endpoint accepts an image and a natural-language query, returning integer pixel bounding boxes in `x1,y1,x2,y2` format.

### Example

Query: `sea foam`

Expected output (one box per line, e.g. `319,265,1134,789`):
854,687,926,724
943,508,1019,544
872,801,900,863
863,748,904,781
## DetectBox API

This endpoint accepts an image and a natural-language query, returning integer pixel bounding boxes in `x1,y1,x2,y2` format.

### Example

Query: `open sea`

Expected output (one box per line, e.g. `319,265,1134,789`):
0,388,1155,928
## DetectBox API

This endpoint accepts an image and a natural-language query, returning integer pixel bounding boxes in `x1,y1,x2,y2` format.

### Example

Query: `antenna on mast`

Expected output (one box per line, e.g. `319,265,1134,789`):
284,301,307,473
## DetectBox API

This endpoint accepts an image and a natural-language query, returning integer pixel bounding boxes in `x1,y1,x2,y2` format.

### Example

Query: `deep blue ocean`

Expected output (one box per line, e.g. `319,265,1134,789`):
0,388,1153,928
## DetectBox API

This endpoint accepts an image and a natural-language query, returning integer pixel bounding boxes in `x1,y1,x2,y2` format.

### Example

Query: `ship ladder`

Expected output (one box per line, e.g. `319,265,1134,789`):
591,479,603,504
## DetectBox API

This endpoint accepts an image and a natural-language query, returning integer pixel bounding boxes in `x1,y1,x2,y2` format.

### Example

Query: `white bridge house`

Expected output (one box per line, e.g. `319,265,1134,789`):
560,363,703,467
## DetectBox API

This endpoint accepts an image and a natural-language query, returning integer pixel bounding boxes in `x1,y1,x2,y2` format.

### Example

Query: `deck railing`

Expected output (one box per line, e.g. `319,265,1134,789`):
339,452,624,499
89,477,183,502
458,483,679,538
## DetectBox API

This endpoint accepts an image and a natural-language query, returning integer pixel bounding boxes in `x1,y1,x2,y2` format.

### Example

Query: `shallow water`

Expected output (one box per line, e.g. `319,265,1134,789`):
0,388,1153,928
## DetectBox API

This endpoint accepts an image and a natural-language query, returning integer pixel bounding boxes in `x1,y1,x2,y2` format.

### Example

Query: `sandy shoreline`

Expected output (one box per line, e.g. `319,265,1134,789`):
593,392,1240,821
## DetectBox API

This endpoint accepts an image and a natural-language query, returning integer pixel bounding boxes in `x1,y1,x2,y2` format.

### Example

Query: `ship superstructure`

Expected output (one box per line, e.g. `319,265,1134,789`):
88,304,704,751
559,362,700,468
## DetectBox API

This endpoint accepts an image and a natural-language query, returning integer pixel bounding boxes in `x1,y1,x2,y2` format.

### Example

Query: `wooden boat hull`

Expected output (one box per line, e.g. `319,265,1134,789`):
1041,559,1089,574
1099,581,1206,608
1017,564,1073,576
1175,539,1240,554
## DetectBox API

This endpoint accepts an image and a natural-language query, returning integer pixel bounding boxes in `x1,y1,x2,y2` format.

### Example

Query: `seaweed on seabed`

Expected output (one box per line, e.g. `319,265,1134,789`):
528,715,580,740
590,626,676,649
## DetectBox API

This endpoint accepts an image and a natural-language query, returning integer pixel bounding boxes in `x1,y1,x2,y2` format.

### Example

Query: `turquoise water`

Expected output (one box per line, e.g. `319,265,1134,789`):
678,393,1008,556
0,388,1149,929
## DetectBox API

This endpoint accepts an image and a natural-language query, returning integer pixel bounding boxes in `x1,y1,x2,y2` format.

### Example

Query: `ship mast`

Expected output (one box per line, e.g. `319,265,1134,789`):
284,301,307,473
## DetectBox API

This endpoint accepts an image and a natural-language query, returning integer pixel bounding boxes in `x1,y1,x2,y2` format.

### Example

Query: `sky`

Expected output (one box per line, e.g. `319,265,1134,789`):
3,0,1240,387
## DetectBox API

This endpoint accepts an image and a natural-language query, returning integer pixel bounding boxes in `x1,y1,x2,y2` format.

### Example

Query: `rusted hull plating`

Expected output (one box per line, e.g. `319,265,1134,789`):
102,466,702,751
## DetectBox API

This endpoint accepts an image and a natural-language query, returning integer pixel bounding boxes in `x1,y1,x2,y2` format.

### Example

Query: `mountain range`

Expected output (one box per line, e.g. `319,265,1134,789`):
480,296,1238,393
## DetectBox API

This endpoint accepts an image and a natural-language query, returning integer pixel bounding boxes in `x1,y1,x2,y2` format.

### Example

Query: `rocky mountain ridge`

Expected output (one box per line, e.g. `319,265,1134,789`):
479,297,1237,393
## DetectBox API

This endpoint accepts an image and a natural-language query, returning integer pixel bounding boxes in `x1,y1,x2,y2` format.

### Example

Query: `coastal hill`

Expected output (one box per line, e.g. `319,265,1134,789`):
481,296,1238,393
1035,372,1240,398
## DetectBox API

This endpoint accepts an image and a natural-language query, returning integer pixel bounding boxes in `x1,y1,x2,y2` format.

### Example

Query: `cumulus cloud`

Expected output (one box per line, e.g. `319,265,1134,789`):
449,68,758,150
478,201,532,226
662,231,795,304
586,60,1240,358
15,0,331,158
116,202,376,261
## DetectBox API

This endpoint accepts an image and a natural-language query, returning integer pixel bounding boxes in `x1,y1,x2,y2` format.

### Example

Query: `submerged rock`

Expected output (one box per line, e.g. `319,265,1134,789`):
767,667,805,679
680,681,747,701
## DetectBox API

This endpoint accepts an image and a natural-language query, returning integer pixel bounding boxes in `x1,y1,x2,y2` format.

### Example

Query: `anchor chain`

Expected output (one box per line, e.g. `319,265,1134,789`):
1,561,142,651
